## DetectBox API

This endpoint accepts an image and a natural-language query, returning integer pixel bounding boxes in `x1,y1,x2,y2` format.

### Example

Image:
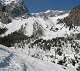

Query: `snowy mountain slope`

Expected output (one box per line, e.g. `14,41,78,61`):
1,11,80,40
1,0,80,39
0,44,70,71
0,11,70,39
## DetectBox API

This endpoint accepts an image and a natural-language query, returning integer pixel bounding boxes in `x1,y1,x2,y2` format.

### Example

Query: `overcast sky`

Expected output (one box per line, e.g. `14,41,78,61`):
24,0,80,13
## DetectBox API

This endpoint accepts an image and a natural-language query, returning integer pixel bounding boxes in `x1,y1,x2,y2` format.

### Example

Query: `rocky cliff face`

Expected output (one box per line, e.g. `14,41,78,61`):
58,5,80,30
0,0,29,24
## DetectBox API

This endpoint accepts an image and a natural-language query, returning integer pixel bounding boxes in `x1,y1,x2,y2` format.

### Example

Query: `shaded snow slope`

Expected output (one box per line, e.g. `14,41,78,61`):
0,44,71,71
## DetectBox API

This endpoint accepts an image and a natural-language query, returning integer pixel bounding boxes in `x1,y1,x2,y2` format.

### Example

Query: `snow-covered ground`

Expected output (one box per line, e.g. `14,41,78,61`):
0,44,71,71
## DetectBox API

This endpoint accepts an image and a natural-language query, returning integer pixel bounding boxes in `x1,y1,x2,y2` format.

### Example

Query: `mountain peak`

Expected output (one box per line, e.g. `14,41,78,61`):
0,0,22,5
